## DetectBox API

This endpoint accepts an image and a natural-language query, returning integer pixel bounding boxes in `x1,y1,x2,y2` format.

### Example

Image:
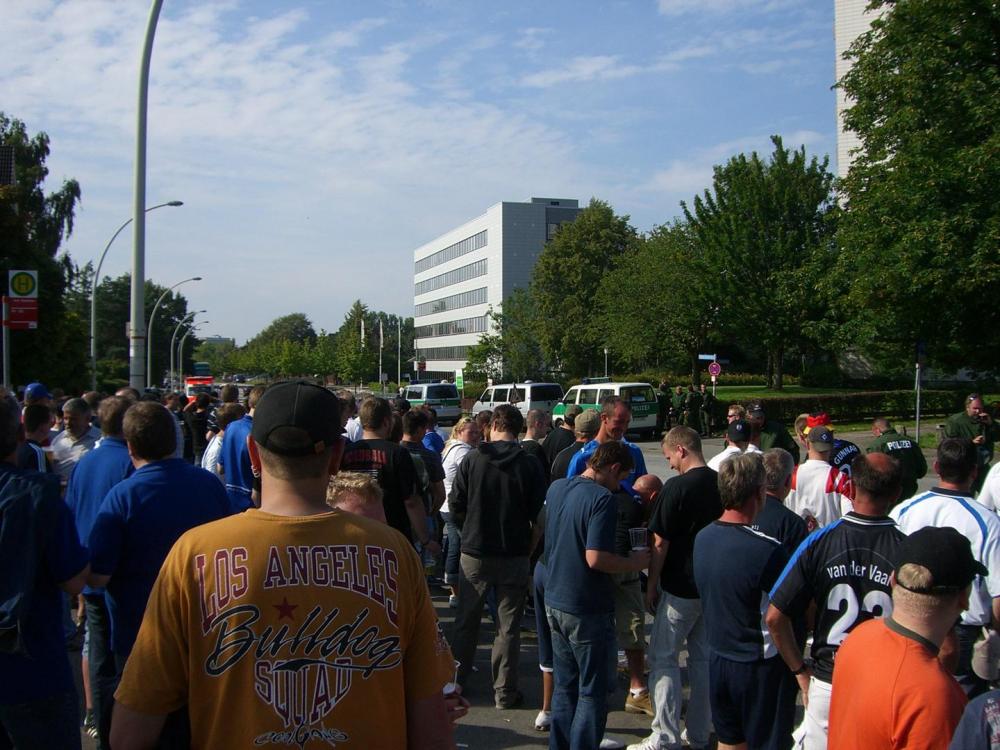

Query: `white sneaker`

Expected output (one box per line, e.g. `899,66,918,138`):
534,710,551,731
625,734,664,750
600,737,625,750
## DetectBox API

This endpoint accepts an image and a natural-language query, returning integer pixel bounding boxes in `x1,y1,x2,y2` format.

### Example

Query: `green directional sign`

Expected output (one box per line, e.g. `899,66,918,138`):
455,369,464,389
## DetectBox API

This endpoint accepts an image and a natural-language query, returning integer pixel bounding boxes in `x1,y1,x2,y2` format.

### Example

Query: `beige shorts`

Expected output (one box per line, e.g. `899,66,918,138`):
612,573,646,651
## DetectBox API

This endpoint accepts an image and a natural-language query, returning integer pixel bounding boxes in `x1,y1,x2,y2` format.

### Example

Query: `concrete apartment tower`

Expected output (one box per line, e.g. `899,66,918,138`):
411,197,580,379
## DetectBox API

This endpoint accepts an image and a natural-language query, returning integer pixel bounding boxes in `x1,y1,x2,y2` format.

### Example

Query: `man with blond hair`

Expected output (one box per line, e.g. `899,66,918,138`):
327,471,387,524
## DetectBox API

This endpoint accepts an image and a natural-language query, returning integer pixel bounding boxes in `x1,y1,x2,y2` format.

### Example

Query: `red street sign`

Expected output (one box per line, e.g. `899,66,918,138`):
3,296,38,330
708,361,722,377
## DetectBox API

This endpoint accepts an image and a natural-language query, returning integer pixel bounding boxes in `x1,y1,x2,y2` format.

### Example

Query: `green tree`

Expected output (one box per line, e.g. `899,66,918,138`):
597,223,722,382
465,289,545,382
682,136,837,389
194,337,237,376
333,301,377,384
245,313,317,348
0,114,85,390
531,198,640,376
835,0,1000,373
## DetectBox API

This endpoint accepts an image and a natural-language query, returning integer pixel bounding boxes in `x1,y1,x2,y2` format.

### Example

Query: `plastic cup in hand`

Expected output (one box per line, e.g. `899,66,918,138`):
443,660,460,695
629,527,649,551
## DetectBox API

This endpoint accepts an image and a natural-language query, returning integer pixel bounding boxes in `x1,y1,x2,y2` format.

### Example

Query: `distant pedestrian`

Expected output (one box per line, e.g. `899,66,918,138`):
868,417,928,502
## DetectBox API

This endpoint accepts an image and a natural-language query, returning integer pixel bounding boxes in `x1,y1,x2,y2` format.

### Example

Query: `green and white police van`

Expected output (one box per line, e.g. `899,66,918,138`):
402,381,462,424
552,381,659,439
471,382,564,419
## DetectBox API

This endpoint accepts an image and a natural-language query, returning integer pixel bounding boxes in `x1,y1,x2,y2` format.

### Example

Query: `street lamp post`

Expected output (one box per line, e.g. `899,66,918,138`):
177,323,207,387
129,0,166,390
169,310,205,390
604,347,609,378
147,276,201,388
89,201,182,390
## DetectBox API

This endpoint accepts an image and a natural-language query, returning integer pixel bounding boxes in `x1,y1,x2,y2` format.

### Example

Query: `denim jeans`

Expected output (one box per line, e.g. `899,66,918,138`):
545,606,615,750
85,593,116,750
451,554,529,703
648,590,711,749
440,512,462,585
956,623,989,698
0,690,80,750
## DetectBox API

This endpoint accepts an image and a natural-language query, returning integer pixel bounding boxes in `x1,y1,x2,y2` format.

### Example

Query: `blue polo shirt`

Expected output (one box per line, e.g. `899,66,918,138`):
218,414,254,512
88,458,231,656
0,465,88,704
64,436,134,596
565,438,647,494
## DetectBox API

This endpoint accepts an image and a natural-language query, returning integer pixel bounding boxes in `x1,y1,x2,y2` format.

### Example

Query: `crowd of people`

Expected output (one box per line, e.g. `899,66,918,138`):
1,378,999,750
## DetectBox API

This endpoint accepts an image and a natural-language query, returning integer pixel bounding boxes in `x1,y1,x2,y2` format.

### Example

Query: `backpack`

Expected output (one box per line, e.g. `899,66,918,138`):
0,469,60,656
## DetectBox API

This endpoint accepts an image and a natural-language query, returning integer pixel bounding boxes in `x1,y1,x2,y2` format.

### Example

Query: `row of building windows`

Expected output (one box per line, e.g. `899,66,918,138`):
414,230,488,274
414,287,488,317
414,258,487,296
417,345,470,361
414,315,488,339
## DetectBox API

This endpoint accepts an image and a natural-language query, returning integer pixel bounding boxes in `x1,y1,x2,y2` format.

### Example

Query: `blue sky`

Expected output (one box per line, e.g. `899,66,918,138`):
6,0,835,344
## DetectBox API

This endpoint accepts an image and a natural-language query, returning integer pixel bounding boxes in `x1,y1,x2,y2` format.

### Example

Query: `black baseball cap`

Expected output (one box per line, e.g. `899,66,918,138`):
727,419,751,444
895,527,988,592
251,381,341,456
808,425,834,452
747,401,765,415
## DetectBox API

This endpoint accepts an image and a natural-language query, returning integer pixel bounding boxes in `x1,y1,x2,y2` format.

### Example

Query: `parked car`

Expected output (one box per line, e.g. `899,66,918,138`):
471,381,564,419
552,381,659,439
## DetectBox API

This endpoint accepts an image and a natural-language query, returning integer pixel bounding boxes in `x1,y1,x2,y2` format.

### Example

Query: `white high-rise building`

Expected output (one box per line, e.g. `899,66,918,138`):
834,0,886,179
411,197,581,379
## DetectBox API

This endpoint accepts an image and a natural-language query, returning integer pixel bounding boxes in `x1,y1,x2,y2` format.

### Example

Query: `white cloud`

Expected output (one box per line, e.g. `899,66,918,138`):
520,55,647,88
658,0,806,15
644,130,828,197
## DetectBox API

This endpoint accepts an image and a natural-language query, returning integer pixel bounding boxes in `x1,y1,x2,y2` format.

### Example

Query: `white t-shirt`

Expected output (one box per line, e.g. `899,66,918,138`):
201,433,223,479
441,441,473,514
787,459,851,528
977,462,1000,514
891,488,1000,627
706,443,762,472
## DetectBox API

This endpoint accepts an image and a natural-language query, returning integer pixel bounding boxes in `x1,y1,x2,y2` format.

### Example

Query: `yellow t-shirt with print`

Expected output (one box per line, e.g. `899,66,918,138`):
116,508,454,748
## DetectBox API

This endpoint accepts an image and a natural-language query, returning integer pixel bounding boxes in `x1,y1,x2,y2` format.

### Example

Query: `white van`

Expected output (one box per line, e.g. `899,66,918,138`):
471,382,564,419
553,382,659,439
402,382,462,424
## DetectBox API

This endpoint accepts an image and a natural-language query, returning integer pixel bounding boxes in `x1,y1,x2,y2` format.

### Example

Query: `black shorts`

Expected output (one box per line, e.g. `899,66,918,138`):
708,653,795,749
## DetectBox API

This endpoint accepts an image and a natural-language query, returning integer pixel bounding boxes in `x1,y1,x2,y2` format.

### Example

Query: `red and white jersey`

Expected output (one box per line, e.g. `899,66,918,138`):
788,459,853,528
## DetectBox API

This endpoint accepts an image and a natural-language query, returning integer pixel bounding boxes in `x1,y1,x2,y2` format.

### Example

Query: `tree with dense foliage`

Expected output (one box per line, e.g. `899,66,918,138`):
465,289,545,382
0,113,86,389
682,136,837,389
597,222,723,383
835,0,1000,374
244,313,317,349
531,198,640,377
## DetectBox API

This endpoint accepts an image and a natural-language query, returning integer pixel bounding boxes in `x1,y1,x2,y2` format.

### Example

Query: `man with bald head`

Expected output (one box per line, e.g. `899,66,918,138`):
633,474,663,516
766,452,906,750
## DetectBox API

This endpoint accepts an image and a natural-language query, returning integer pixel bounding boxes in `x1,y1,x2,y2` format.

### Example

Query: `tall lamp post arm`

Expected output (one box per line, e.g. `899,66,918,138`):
147,275,201,388
89,200,182,390
177,323,207,388
170,310,205,390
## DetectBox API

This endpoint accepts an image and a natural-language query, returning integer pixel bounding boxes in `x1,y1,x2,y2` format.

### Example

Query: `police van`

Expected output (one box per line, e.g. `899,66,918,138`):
552,381,659,439
402,381,462,424
471,382,564,419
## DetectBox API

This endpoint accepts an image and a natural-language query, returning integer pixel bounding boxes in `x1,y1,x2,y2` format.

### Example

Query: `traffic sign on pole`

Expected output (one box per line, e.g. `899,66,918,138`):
708,361,722,377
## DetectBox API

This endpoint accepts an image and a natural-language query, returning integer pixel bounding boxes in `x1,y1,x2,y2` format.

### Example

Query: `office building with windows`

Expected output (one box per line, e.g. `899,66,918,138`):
412,197,580,378
834,0,885,179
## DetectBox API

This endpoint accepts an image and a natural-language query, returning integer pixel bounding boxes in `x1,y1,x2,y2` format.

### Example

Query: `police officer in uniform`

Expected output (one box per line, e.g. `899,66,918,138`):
867,418,928,503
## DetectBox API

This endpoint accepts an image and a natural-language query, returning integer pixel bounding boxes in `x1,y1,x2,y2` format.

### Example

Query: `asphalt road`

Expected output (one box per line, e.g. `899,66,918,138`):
75,430,938,749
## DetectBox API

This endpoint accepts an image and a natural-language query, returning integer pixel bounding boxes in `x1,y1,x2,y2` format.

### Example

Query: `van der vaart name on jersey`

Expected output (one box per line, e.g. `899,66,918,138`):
826,560,891,586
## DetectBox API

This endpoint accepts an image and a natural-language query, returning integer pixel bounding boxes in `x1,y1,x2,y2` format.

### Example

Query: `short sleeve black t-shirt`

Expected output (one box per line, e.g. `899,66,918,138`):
400,440,445,483
768,513,904,682
543,428,576,469
520,440,550,482
551,442,585,483
341,439,418,540
614,490,645,558
648,466,722,598
831,439,862,475
693,522,788,662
